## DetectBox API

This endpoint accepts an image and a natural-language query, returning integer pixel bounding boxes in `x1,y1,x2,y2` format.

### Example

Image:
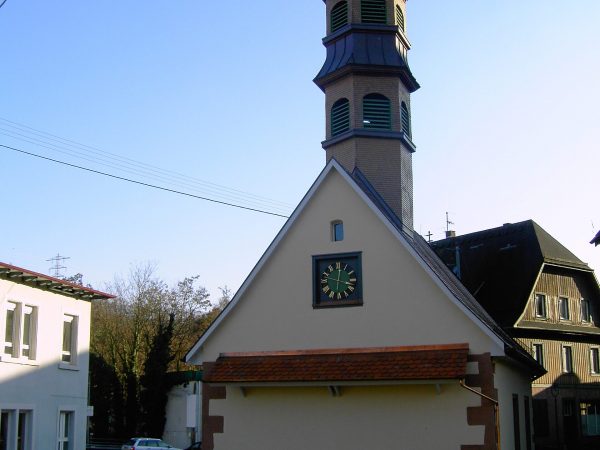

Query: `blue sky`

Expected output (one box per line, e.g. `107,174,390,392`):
1,1,599,299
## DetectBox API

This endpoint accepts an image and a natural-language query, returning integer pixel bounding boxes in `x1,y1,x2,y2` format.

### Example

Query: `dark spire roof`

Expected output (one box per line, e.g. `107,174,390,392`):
430,220,593,327
314,25,419,92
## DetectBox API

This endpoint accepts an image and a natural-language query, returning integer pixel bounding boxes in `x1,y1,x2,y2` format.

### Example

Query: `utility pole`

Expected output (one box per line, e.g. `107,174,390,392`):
47,253,70,278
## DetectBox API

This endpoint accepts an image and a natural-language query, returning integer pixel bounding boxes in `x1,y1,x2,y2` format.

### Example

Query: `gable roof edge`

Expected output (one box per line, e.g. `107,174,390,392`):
185,159,507,363
185,160,343,362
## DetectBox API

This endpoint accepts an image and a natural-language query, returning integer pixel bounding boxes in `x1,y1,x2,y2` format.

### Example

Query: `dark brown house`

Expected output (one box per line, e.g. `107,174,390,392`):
431,220,600,450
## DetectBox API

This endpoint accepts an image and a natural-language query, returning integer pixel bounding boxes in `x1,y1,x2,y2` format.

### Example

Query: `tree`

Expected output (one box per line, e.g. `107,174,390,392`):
89,263,220,438
139,313,174,436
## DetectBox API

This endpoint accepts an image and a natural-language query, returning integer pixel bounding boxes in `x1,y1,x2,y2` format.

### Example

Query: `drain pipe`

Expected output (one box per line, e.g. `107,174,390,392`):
460,379,501,450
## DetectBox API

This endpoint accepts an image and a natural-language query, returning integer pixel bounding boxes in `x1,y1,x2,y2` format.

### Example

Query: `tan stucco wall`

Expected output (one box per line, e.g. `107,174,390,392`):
197,169,502,362
212,383,483,450
495,360,535,450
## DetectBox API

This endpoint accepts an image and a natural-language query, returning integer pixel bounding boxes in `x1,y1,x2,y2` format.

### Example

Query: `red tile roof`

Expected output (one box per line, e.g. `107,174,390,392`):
203,343,469,383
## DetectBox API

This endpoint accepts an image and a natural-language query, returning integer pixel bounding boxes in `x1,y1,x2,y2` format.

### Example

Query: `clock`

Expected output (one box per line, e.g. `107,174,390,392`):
312,252,362,307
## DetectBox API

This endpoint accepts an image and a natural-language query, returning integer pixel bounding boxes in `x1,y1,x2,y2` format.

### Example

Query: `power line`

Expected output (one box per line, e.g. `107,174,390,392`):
0,143,290,219
0,117,294,213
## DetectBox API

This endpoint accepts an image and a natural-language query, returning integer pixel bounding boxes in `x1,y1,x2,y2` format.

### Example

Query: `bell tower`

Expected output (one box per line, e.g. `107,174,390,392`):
315,0,419,231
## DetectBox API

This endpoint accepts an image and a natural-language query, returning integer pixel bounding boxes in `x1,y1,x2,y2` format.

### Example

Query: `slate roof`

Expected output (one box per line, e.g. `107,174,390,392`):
430,220,593,328
203,344,469,383
314,25,419,92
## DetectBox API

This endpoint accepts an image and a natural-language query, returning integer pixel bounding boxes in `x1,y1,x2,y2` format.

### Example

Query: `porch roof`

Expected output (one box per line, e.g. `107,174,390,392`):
203,343,469,384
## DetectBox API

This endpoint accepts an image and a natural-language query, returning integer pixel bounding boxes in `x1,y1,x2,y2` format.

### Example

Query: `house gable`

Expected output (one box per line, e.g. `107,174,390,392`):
187,161,505,364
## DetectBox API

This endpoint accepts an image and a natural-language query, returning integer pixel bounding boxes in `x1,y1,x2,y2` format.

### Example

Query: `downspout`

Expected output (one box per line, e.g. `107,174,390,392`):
460,379,501,450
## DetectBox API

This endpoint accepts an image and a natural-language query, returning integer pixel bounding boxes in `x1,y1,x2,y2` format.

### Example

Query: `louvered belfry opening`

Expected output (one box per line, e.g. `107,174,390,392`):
363,94,391,130
331,98,350,137
330,1,348,33
401,101,411,136
317,0,420,231
361,0,387,24
395,5,405,31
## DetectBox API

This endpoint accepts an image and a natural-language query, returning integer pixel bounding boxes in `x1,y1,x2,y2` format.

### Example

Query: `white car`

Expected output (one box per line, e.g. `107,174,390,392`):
122,438,181,450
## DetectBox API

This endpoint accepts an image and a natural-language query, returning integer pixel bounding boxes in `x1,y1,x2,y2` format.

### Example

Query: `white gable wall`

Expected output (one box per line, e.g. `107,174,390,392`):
197,168,502,362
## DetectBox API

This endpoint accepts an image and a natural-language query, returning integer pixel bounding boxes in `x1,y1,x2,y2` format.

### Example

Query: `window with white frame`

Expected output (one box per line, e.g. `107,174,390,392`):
591,348,600,375
582,298,592,323
3,302,37,360
559,297,570,321
0,409,32,450
57,411,73,450
534,293,547,319
61,315,78,365
563,346,574,373
533,343,544,368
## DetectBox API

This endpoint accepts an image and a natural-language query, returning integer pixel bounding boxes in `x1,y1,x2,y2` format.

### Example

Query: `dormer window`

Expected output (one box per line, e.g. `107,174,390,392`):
559,297,570,321
331,221,344,241
582,298,591,322
363,94,391,130
331,98,350,137
361,0,387,24
330,1,348,33
534,293,547,319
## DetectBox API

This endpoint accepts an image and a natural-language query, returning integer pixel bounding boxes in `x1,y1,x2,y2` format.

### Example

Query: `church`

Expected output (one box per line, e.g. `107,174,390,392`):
185,1,544,449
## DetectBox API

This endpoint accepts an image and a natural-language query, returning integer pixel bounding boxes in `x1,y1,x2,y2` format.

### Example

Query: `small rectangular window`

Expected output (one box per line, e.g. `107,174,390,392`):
559,297,570,320
58,411,73,450
580,401,600,436
533,399,549,437
333,222,344,241
513,394,521,450
591,348,600,374
533,343,544,368
62,317,73,363
563,346,574,373
534,294,547,318
582,298,591,322
61,315,78,365
4,302,16,356
524,396,532,450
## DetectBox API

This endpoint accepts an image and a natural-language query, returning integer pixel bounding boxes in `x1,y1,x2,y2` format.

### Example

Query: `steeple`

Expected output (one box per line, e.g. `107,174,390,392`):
315,0,419,231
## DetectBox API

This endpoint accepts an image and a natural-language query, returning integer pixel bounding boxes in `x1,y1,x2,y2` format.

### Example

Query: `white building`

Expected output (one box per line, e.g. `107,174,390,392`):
0,261,113,450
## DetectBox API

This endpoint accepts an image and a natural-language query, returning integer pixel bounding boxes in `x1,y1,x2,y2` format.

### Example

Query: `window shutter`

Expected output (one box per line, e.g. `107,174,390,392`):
363,94,391,130
331,1,348,33
395,5,405,31
401,101,411,137
331,98,350,136
361,0,387,24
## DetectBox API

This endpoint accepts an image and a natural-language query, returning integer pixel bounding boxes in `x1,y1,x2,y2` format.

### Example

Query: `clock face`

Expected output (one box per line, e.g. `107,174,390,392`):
320,261,357,300
313,252,362,307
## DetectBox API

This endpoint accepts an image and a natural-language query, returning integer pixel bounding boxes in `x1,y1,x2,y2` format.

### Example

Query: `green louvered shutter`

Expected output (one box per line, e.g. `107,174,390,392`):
395,5,405,31
331,98,350,136
331,1,348,33
363,94,391,130
361,0,387,24
401,101,411,136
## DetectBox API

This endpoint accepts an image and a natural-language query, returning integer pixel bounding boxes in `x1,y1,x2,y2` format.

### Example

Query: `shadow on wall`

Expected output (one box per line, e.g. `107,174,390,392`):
533,373,600,450
0,351,92,449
